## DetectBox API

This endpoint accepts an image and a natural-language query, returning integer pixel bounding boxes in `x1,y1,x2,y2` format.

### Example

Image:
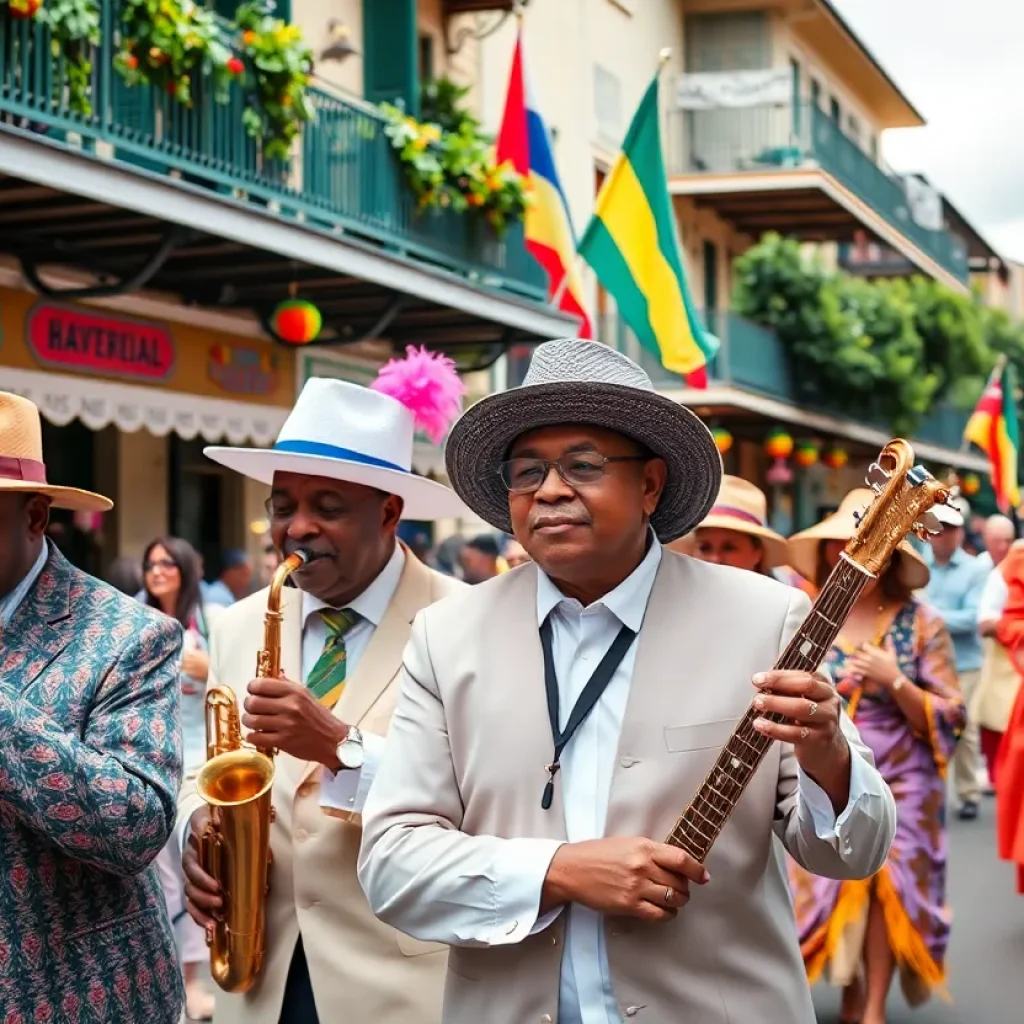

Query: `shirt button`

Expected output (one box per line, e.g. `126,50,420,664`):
541,1016,553,1023
295,828,309,841
625,1008,641,1018
620,755,638,768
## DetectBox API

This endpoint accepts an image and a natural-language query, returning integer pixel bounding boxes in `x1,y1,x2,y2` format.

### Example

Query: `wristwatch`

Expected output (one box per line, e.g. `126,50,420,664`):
336,726,365,770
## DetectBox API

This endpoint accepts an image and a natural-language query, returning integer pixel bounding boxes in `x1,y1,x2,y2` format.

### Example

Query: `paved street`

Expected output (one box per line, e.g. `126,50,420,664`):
813,796,1024,1023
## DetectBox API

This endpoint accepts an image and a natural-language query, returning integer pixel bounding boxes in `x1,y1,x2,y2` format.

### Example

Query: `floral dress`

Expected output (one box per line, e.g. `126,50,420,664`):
788,600,965,1006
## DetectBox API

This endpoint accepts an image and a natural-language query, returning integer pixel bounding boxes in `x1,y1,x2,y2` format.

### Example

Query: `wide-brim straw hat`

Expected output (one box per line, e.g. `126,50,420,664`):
443,338,722,543
788,487,930,590
0,391,112,512
696,475,790,569
205,376,468,521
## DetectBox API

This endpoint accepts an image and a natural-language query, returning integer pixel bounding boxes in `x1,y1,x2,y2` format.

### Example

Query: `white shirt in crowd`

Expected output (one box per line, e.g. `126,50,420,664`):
359,536,878,1024
979,566,1009,623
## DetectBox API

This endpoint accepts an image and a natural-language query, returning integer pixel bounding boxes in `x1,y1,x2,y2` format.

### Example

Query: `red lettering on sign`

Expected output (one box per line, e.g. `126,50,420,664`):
27,302,175,381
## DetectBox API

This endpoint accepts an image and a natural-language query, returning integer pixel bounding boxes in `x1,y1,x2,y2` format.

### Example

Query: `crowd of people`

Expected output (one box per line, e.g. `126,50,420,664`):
0,337,1020,1024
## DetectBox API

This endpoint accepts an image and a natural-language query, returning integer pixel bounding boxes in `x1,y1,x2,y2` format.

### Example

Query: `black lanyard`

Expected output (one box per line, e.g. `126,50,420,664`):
538,614,637,810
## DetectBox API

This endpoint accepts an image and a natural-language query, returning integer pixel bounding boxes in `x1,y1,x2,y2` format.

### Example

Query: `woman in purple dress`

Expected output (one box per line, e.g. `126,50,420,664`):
787,490,965,1024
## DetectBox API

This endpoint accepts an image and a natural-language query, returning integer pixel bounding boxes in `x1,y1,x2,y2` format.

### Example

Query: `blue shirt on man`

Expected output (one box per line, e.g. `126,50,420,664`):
922,547,987,672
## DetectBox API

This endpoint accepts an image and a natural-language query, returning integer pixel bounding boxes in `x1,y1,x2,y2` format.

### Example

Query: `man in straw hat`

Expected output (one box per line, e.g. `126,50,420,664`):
178,348,468,1024
359,339,896,1023
0,392,185,1023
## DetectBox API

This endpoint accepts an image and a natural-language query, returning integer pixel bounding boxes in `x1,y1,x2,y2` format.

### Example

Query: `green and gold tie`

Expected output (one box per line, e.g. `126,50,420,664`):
306,608,360,709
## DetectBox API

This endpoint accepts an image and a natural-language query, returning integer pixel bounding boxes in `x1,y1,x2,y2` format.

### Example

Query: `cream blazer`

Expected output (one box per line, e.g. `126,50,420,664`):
177,549,463,1024
359,553,897,1024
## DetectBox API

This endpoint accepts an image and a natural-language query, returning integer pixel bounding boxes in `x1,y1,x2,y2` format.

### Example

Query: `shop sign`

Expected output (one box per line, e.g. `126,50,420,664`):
27,302,175,381
208,343,280,396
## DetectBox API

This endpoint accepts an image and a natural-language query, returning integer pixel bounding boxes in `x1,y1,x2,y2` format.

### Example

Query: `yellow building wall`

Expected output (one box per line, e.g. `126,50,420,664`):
0,286,295,406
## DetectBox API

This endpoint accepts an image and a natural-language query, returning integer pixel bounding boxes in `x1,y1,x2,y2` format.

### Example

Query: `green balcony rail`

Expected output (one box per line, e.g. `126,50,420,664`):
0,2,546,299
600,310,971,452
665,102,969,284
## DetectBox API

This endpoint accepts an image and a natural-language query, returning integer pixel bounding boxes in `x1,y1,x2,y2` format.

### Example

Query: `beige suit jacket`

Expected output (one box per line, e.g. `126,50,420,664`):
177,550,463,1024
360,553,896,1024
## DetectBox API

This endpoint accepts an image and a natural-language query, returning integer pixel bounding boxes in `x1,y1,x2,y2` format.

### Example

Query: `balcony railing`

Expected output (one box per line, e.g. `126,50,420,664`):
0,4,545,299
598,312,971,452
665,102,969,284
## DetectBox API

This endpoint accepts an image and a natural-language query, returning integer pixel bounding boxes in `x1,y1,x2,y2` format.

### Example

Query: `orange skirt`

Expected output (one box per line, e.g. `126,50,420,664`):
996,682,1024,894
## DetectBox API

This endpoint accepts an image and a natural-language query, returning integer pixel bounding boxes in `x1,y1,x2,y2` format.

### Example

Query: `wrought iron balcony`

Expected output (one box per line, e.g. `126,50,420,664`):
0,2,545,300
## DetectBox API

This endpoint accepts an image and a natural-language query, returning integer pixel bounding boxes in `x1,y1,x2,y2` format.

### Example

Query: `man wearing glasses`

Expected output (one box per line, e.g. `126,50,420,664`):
359,338,895,1024
176,357,467,1024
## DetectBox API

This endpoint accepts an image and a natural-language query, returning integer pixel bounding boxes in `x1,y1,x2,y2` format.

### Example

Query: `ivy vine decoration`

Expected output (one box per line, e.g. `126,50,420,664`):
3,0,101,117
114,0,235,107
381,103,529,236
233,0,315,162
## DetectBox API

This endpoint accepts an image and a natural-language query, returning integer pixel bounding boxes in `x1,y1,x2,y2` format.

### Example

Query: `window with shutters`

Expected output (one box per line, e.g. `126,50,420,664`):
685,12,771,72
594,64,623,148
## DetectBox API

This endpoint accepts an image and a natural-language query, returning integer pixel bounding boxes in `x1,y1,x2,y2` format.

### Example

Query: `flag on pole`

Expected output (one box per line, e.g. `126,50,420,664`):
577,70,717,387
497,29,592,338
964,359,1020,513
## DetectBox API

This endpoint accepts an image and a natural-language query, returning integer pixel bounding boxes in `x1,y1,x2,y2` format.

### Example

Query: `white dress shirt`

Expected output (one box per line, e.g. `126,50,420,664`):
368,537,876,1023
0,541,48,628
979,566,1009,623
179,543,403,849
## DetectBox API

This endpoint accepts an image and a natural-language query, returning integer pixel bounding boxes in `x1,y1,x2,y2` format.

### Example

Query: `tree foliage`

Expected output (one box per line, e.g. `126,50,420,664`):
733,234,1024,434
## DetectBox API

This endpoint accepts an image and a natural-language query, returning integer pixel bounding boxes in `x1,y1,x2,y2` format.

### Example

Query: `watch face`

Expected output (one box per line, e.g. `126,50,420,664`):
339,738,364,770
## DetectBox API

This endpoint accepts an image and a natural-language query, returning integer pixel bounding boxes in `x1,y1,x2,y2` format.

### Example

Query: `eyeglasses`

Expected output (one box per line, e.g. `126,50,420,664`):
498,453,649,494
144,558,178,573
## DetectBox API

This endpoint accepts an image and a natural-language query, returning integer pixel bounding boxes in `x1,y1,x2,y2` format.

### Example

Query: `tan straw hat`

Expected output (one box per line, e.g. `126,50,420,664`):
695,476,790,570
787,487,929,591
0,391,112,512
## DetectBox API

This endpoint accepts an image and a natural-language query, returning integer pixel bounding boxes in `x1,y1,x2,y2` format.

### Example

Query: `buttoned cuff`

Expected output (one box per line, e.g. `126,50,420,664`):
798,743,871,844
476,838,564,946
319,732,386,816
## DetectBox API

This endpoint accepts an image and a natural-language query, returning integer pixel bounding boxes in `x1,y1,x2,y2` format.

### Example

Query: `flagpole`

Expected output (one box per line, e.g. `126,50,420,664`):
557,49,675,322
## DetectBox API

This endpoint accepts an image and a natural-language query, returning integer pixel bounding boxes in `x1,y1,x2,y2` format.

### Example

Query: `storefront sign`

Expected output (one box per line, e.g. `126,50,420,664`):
26,302,175,381
208,343,280,396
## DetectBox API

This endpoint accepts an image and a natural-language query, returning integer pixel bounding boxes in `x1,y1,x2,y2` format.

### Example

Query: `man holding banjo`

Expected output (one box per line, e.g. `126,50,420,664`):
358,339,897,1024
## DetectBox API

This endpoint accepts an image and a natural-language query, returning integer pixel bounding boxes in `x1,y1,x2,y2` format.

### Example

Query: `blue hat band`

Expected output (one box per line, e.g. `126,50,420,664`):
272,439,408,473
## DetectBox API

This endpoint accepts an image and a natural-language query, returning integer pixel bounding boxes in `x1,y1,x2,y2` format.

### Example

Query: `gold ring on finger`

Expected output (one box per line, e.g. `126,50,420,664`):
664,886,675,906
799,726,810,741
807,700,819,717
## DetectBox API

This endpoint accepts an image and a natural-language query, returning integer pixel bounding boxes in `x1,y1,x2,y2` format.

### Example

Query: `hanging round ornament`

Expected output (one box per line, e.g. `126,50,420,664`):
712,427,733,456
793,440,820,468
270,298,322,345
763,427,794,461
822,445,849,471
960,472,981,497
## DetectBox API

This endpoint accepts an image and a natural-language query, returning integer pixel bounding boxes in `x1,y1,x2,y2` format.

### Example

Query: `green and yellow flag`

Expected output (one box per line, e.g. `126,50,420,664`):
578,73,718,386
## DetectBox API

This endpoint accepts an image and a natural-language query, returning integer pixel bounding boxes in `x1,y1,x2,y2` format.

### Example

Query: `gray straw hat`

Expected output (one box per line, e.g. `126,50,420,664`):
444,338,723,542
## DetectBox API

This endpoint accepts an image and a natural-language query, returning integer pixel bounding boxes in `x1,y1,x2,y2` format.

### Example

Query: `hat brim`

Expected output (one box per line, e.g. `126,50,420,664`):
0,480,112,513
443,381,723,543
203,447,469,521
787,527,929,591
694,517,790,570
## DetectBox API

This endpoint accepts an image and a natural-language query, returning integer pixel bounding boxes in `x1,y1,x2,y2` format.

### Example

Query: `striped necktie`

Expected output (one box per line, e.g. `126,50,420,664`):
306,608,360,709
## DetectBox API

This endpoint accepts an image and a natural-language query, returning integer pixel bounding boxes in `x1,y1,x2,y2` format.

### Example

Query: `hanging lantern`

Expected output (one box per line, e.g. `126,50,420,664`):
960,472,981,497
712,427,733,456
793,440,820,469
822,445,849,471
763,427,794,461
270,298,322,345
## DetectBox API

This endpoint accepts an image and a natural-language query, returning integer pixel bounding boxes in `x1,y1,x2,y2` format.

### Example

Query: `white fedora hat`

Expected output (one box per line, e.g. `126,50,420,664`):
205,353,469,521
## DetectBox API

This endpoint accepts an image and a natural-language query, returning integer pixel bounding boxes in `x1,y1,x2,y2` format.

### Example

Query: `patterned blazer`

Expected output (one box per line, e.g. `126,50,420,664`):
0,545,185,1024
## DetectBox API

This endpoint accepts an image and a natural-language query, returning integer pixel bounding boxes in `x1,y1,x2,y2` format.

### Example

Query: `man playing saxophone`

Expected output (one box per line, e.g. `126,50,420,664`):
177,352,468,1024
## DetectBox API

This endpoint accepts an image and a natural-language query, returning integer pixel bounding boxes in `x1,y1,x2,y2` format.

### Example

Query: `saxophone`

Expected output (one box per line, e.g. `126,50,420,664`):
196,548,310,993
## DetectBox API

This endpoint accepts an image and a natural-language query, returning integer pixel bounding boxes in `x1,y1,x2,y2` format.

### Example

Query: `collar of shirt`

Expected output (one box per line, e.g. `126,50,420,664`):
535,532,663,630
300,542,406,632
925,545,971,571
0,540,49,628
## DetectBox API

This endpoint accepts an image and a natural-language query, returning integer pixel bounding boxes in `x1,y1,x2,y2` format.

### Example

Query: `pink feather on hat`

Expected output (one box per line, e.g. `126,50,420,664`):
370,346,466,445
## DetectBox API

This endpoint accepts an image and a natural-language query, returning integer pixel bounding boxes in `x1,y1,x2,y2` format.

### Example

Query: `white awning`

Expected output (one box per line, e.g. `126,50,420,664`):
1,367,288,446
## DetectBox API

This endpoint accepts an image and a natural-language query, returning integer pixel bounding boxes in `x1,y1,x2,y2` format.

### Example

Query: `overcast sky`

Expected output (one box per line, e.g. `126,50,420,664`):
832,0,1024,261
